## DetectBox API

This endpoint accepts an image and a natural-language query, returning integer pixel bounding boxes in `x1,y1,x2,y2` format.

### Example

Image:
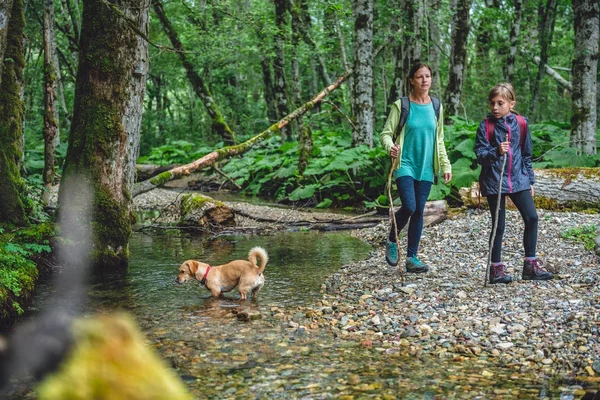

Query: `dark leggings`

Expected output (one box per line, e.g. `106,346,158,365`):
486,189,538,262
388,176,433,258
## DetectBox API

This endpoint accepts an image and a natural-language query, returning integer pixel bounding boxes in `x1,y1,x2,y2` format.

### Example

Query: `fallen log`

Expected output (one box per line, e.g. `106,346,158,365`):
135,163,180,181
133,70,352,197
459,168,600,209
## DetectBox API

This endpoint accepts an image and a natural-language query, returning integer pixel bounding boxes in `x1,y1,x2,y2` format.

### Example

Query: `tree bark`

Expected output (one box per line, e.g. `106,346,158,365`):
0,0,14,81
133,70,352,197
531,0,558,120
427,0,442,94
351,0,374,147
58,0,150,268
152,1,236,145
0,0,25,225
273,0,291,142
444,0,471,123
506,0,522,82
461,169,600,208
42,0,60,206
570,0,599,155
388,0,424,104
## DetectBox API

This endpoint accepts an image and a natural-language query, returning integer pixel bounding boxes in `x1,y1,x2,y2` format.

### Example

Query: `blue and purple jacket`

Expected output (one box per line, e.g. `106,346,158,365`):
474,112,535,196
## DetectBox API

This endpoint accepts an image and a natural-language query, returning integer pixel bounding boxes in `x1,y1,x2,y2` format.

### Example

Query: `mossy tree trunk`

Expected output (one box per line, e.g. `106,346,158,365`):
42,0,60,206
0,0,14,79
58,0,149,268
0,0,26,226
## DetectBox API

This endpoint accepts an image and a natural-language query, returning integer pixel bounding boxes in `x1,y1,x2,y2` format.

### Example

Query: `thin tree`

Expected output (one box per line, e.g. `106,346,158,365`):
427,0,442,94
389,0,424,105
571,0,599,155
352,0,374,147
531,0,558,120
506,0,523,82
444,0,471,123
273,0,291,142
42,0,60,205
0,0,26,225
58,0,150,268
152,0,236,145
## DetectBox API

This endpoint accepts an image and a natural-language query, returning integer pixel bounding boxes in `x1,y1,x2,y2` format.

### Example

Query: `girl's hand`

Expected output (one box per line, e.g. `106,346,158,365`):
498,141,510,155
390,145,400,158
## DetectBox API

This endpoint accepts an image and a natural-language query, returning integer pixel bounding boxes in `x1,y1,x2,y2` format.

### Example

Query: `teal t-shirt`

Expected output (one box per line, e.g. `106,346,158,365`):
394,102,436,182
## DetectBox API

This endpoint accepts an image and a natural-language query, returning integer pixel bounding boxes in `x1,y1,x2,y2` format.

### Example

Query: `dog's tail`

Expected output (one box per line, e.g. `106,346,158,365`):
248,247,268,274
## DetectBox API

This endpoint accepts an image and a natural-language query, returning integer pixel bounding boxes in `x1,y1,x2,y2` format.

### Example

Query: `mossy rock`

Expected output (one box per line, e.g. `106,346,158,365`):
178,193,235,230
36,313,193,400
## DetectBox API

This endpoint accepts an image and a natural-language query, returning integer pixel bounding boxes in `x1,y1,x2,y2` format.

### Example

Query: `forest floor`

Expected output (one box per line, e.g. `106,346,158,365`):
134,188,600,381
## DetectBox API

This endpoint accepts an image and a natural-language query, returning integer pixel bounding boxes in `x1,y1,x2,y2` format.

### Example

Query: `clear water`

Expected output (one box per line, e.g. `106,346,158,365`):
15,230,600,399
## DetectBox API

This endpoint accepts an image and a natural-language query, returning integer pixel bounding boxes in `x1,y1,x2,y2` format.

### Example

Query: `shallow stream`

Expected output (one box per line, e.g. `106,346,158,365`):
22,229,600,399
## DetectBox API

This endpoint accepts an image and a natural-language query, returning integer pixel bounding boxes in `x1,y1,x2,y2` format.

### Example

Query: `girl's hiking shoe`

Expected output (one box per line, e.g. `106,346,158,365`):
385,240,399,266
522,259,554,281
405,256,428,273
489,263,512,284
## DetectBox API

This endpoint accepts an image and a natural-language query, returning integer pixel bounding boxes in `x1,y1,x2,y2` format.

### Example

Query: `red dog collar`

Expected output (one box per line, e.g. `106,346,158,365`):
200,265,211,286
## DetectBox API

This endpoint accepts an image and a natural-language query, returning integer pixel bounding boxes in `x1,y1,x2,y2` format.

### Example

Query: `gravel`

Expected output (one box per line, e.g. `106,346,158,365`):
139,189,600,378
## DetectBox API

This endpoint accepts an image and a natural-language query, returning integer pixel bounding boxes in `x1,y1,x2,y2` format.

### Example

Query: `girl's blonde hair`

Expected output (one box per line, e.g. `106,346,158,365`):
488,82,518,113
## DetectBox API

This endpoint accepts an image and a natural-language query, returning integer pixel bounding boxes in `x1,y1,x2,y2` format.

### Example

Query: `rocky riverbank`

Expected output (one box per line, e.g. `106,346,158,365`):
134,188,600,381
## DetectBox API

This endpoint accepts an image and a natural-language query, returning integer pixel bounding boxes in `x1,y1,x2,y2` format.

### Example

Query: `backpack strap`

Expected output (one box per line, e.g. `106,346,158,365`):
515,114,527,149
430,96,441,121
485,117,494,142
485,115,528,149
392,96,410,142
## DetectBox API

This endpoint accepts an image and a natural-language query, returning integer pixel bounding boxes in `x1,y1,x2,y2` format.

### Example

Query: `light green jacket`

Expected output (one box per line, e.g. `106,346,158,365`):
379,99,452,178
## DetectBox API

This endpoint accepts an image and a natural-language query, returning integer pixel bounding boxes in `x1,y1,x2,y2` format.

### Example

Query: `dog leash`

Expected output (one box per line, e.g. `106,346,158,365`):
386,156,404,285
484,154,507,287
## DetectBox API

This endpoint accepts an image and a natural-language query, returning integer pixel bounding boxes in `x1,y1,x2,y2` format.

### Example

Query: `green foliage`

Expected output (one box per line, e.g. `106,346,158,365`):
560,224,598,251
137,140,218,166
0,223,54,317
217,129,388,208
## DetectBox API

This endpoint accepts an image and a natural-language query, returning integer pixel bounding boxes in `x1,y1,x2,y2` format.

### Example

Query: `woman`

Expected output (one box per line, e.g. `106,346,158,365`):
379,62,452,273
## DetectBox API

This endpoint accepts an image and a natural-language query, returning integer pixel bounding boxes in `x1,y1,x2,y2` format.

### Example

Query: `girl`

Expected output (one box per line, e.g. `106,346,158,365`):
475,83,553,284
380,62,452,273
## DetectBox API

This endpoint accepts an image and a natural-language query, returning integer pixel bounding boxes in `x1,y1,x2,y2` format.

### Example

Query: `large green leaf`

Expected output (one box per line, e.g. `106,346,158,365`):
289,185,317,201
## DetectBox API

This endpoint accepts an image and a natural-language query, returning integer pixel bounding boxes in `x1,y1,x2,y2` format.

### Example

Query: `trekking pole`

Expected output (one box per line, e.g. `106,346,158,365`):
484,153,507,287
386,156,404,285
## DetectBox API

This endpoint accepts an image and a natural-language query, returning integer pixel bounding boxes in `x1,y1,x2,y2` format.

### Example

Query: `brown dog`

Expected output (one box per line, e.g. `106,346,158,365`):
175,247,268,300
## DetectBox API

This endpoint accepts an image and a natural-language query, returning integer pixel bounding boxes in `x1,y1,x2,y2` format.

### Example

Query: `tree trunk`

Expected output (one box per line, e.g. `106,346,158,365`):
444,0,471,123
152,1,236,145
531,0,558,120
506,0,522,82
58,0,149,268
388,0,424,104
427,0,442,94
0,0,14,81
273,0,291,142
0,0,25,225
461,169,600,208
531,55,572,91
570,0,599,155
133,70,352,197
351,0,374,147
42,0,60,206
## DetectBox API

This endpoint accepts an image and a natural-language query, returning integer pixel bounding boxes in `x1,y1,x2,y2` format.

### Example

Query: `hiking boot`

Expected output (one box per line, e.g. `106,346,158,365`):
385,240,399,266
405,256,429,273
522,258,554,281
489,263,512,284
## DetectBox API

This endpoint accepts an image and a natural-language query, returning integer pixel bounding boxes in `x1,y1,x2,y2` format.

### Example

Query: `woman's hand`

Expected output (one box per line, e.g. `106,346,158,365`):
444,173,452,183
390,144,400,158
530,185,535,196
498,140,510,155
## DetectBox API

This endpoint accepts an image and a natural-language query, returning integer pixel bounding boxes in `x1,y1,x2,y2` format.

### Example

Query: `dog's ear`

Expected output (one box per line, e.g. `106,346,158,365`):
186,261,199,275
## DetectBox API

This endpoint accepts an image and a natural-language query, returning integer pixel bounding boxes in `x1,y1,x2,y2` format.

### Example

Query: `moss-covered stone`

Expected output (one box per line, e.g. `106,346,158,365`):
36,313,193,400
